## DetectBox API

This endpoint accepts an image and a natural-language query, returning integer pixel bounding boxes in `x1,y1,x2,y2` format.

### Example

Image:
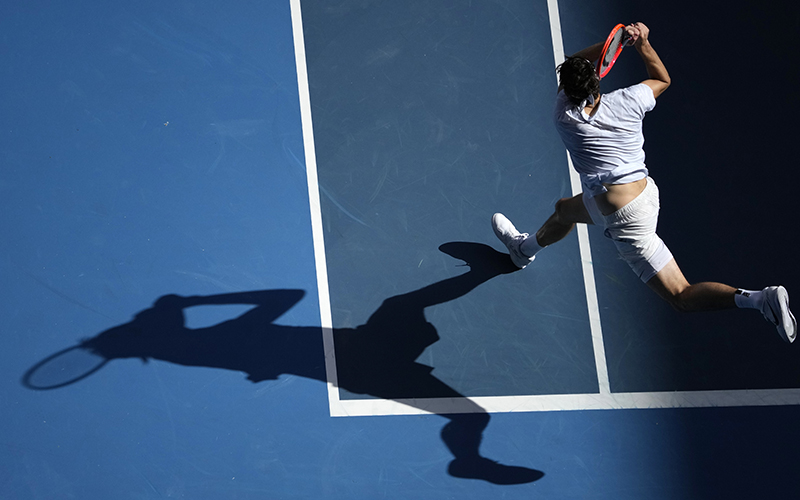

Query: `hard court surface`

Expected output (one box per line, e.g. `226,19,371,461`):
2,1,800,498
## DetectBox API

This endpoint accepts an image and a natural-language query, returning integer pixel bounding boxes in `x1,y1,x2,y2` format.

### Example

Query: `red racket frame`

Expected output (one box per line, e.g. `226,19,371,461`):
596,24,629,79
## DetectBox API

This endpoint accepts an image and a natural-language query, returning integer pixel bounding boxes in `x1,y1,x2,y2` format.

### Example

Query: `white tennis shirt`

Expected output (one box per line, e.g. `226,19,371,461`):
553,83,656,196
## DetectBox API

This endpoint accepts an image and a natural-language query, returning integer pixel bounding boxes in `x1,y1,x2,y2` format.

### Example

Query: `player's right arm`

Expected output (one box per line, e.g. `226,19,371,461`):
631,22,671,98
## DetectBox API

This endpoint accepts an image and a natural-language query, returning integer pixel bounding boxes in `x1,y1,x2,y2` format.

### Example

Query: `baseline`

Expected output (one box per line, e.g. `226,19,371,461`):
329,389,800,416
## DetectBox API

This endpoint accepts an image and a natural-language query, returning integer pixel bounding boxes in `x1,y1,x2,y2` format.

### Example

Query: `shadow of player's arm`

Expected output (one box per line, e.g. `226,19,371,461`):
163,290,305,320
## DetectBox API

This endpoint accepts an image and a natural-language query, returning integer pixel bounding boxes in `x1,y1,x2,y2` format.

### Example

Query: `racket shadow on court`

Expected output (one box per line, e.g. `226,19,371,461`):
22,242,543,485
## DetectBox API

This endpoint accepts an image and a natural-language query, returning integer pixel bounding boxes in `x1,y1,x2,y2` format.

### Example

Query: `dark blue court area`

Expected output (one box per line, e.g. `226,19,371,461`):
3,1,800,498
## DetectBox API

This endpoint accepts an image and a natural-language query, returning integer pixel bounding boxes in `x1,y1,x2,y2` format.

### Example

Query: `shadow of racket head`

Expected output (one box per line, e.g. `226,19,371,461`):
22,344,109,390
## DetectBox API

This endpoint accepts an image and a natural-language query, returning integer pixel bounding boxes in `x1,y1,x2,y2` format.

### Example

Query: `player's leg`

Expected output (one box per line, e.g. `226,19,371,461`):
645,258,737,312
535,193,594,246
596,176,794,341
492,193,592,268
646,258,797,342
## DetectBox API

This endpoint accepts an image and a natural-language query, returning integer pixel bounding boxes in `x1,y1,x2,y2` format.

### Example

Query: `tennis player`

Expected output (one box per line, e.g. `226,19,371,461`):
492,22,796,343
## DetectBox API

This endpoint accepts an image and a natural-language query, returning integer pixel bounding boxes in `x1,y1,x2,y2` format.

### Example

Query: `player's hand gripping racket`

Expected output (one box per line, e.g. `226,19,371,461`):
597,24,633,78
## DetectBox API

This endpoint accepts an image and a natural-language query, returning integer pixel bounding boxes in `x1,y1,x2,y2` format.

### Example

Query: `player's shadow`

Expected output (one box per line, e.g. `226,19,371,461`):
23,242,543,485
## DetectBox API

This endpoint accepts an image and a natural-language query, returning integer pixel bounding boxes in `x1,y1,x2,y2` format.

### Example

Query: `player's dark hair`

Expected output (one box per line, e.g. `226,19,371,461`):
557,56,600,105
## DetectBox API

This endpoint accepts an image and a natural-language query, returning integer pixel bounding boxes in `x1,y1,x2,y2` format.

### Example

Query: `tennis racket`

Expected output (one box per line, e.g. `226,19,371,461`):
597,24,633,79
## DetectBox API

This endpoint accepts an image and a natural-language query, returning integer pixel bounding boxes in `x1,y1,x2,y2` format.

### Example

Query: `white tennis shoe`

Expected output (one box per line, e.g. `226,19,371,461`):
760,286,797,343
491,213,535,269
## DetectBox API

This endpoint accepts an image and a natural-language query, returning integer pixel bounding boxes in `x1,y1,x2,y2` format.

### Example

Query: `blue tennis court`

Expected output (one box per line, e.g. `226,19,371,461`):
3,0,799,498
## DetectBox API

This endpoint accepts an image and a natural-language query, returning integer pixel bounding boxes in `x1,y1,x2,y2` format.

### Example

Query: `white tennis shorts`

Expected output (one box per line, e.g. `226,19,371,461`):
583,177,673,282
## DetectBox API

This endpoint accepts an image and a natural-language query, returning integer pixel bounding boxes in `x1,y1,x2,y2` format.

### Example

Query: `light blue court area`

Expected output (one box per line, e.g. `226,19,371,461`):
2,0,800,499
303,0,599,402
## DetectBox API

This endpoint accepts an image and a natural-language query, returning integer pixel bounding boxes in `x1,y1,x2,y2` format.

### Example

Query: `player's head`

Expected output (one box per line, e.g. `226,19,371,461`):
557,56,600,105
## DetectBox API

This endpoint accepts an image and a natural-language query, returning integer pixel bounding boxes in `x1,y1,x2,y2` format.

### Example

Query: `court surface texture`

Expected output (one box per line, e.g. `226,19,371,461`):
2,1,800,499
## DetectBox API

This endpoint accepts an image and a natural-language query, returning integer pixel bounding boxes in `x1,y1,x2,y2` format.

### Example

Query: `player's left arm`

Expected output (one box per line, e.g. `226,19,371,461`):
568,23,645,63
558,25,644,93
569,42,604,63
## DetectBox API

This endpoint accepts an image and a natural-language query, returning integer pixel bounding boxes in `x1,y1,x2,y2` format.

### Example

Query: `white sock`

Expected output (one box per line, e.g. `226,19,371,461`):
734,289,764,310
519,234,543,258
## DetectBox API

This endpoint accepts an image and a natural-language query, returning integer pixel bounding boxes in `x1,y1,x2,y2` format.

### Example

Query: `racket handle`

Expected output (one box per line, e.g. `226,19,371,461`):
623,31,634,46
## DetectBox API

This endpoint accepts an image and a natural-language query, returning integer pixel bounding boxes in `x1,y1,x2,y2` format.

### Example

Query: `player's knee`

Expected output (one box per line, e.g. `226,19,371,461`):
667,291,693,313
553,198,572,223
667,296,688,313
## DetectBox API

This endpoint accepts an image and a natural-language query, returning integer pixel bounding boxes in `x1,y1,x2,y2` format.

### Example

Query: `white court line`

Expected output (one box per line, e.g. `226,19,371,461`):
546,0,610,395
290,0,344,417
291,0,800,416
327,389,800,416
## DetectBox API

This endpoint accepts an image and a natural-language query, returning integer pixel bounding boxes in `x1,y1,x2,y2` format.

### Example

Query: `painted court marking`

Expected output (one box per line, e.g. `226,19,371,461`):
291,0,800,416
546,0,610,396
